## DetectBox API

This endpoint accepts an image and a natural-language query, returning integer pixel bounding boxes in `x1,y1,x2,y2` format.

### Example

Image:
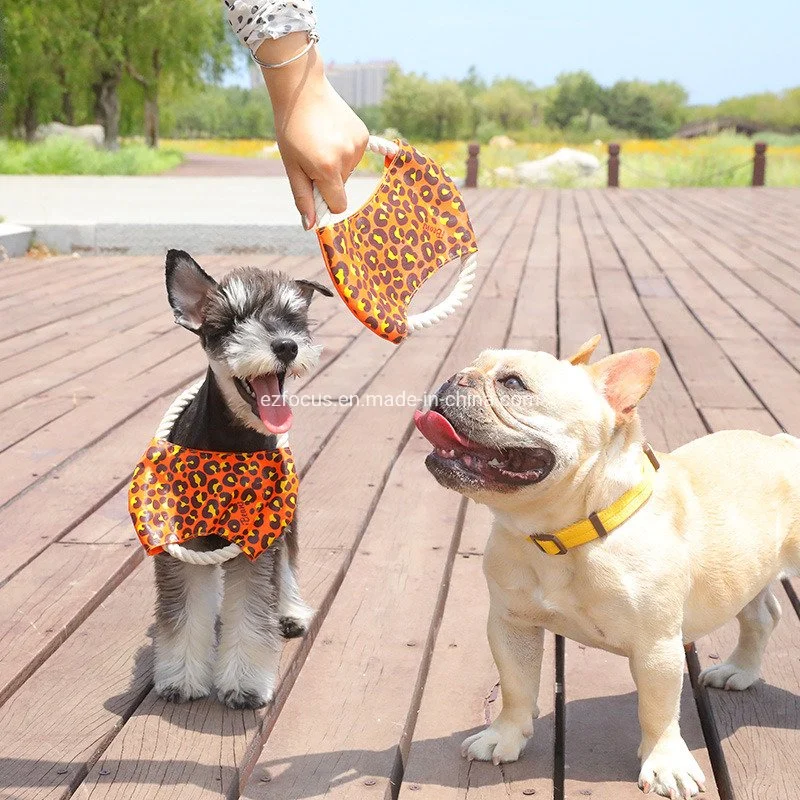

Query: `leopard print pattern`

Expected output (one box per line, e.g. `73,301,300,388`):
316,140,478,344
129,438,298,561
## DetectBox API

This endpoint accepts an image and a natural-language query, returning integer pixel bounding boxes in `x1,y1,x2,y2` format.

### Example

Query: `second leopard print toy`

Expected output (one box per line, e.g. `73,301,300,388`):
315,137,479,344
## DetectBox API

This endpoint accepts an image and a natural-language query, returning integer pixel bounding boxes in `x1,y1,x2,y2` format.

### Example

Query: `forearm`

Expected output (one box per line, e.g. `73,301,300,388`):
255,33,326,128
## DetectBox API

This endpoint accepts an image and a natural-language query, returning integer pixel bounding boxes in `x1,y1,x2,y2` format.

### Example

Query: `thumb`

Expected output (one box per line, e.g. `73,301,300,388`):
286,164,316,230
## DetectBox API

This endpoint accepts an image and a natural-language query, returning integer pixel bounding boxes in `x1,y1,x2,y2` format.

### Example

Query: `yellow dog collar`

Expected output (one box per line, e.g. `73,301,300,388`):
530,445,660,556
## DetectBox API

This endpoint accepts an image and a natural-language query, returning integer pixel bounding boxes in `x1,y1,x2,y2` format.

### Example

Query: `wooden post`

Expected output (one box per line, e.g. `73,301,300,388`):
752,141,767,187
465,142,479,188
607,143,620,188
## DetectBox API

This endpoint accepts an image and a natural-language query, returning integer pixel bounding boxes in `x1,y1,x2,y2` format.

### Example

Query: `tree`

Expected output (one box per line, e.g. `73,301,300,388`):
0,2,66,139
428,80,469,139
545,71,606,130
604,82,664,138
460,65,486,136
1,0,230,148
476,78,538,130
382,69,435,139
125,0,230,147
626,80,687,134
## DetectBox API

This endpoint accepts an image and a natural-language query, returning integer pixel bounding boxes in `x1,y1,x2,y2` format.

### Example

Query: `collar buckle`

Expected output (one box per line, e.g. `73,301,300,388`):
530,532,568,555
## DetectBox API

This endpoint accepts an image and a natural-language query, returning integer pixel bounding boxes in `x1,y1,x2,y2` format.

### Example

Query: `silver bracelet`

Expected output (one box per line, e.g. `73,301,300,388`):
250,31,319,70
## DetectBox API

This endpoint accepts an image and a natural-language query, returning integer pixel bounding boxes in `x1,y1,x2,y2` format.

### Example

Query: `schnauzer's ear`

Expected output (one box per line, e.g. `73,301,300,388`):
295,279,334,305
165,249,218,332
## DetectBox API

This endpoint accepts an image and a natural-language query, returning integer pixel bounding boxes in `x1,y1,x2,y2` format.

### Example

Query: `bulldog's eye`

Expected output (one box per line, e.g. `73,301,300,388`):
499,374,526,391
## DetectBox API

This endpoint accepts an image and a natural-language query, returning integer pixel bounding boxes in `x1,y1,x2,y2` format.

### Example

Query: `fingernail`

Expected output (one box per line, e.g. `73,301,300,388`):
301,214,312,230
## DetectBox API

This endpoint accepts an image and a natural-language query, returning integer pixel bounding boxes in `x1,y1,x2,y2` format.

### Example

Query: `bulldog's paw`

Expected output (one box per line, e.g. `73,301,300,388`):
461,722,530,765
698,661,759,691
639,742,706,798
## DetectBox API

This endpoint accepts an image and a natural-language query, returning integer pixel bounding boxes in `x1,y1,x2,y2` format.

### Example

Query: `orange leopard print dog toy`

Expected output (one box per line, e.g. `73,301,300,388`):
129,381,298,565
315,137,478,344
130,438,298,562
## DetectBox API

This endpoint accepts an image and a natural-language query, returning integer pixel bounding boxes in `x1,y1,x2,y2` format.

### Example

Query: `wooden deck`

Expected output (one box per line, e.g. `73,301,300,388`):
1,187,799,800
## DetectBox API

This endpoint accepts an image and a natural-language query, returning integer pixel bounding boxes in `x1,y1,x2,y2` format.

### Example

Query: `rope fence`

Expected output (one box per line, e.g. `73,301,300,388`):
462,141,770,189
618,157,754,185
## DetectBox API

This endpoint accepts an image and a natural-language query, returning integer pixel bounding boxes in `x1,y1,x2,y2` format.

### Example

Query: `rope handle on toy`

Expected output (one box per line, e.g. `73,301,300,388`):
313,136,478,333
153,380,290,566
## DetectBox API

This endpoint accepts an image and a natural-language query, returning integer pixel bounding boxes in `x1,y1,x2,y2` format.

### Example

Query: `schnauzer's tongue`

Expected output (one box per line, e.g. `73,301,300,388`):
251,374,292,434
414,409,472,450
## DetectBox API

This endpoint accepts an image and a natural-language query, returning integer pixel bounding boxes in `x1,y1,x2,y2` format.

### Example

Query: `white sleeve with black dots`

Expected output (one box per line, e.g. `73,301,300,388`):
224,1,316,54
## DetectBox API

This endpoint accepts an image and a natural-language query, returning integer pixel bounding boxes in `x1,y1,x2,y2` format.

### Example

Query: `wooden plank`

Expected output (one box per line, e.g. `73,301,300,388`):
0,274,165,340
0,311,169,385
0,550,346,800
563,643,719,800
594,191,761,411
0,343,204,507
399,501,556,800
0,364,204,583
0,542,141,706
0,281,165,346
633,192,800,329
0,256,152,313
0,565,155,800
0,256,87,297
692,585,800,800
507,190,556,350
615,337,707,452
667,190,800,274
241,437,464,800
701,408,782,436
711,338,800,432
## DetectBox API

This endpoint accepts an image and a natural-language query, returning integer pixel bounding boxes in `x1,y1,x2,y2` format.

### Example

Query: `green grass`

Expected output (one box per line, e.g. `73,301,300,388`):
0,138,183,175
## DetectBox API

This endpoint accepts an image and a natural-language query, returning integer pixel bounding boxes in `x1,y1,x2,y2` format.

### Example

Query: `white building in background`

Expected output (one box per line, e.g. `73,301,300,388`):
248,59,396,109
326,61,396,108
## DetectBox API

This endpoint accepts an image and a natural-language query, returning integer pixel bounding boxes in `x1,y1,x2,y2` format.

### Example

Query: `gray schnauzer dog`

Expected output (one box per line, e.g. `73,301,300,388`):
153,249,331,709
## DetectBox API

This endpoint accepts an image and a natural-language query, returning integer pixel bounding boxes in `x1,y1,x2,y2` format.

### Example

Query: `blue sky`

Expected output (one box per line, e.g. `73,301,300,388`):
229,0,798,104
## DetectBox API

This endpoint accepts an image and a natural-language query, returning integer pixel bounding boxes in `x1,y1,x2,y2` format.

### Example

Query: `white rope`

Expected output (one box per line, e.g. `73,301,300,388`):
314,135,478,334
152,380,289,566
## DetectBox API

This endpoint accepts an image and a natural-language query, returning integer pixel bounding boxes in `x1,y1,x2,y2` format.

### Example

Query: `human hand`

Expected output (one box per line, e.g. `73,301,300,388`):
257,34,369,229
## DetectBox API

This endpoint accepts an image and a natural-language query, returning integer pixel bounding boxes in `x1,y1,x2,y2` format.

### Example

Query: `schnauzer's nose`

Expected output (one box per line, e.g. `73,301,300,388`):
271,338,298,364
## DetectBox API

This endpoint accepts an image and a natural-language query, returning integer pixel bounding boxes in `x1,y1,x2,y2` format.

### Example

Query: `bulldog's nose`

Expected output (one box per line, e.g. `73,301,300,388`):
455,371,481,388
271,338,298,364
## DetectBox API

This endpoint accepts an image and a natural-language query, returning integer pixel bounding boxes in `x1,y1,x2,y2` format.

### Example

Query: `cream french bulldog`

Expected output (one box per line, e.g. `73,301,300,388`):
414,336,800,798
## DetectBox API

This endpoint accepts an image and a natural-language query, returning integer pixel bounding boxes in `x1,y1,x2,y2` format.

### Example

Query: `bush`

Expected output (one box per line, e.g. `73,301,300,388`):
161,85,275,139
0,137,182,174
356,105,384,134
474,119,504,144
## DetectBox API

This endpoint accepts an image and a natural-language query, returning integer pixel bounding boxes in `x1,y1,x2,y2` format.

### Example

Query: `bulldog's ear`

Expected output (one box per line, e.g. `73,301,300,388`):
587,348,660,416
566,334,602,365
165,249,217,332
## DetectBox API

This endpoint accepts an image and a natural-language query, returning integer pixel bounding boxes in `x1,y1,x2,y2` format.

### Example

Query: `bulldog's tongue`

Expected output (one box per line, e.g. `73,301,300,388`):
413,409,473,451
250,374,292,434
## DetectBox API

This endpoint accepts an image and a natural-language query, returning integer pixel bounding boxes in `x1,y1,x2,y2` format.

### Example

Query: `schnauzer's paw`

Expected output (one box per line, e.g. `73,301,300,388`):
698,661,760,691
155,679,211,704
639,742,706,798
279,615,308,639
218,687,274,710
461,722,530,765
